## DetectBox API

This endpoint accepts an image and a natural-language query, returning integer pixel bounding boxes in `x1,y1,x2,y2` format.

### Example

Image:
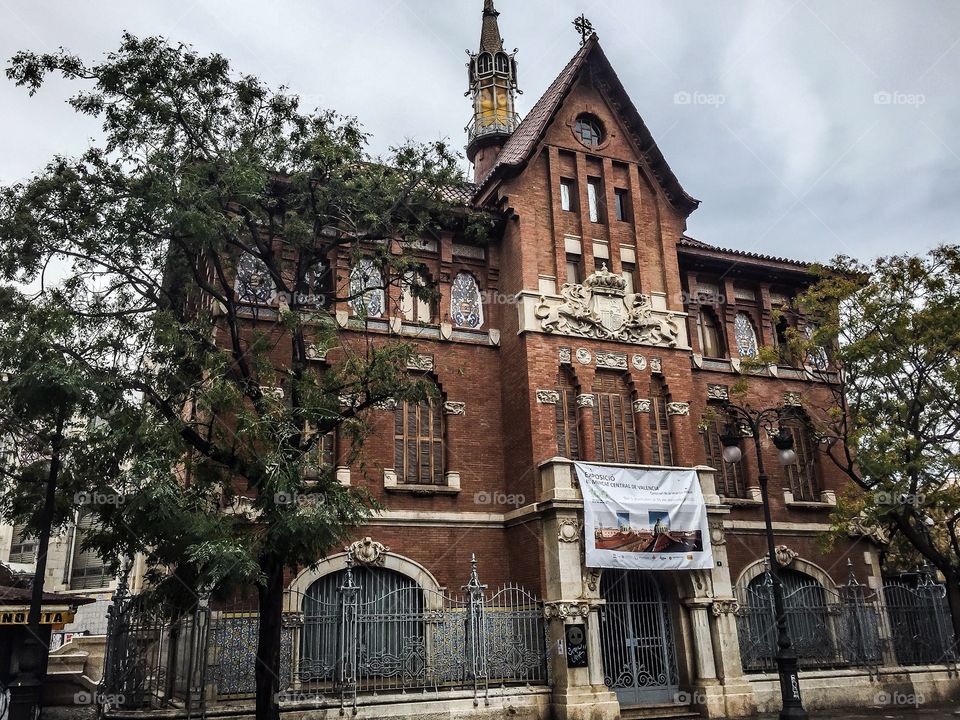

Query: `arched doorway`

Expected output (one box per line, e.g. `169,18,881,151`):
599,569,679,706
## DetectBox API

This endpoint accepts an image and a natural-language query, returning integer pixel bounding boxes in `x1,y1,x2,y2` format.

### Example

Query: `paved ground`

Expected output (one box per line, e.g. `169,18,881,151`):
757,707,959,720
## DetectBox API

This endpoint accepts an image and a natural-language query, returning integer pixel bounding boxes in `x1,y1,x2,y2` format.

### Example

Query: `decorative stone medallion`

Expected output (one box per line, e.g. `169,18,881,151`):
576,393,595,408
711,598,740,616
707,383,729,401
633,398,652,413
346,537,390,566
709,520,726,546
783,391,802,407
774,544,798,568
443,401,466,416
575,348,592,364
667,402,690,416
543,601,592,620
306,344,327,361
631,354,647,371
536,389,560,404
557,518,581,543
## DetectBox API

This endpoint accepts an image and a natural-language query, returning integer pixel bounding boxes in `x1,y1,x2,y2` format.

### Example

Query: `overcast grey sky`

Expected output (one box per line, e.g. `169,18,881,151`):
2,0,958,263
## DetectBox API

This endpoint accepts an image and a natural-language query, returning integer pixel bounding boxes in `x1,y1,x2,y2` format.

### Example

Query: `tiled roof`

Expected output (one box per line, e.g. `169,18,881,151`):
473,35,699,215
479,0,504,53
678,235,811,269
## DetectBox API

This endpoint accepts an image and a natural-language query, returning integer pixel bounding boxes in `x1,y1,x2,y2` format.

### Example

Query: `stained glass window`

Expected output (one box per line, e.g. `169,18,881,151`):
734,312,758,358
235,253,275,304
450,272,483,329
349,258,384,318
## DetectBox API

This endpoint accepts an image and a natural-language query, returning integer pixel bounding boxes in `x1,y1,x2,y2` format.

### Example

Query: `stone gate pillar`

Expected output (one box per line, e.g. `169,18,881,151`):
539,458,620,720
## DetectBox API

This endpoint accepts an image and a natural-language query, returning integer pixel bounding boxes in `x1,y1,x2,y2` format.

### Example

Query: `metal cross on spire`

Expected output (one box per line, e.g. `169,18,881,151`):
573,14,594,45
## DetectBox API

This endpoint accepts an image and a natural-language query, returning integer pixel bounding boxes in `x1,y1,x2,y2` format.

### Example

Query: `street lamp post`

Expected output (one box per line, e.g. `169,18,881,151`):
719,401,809,720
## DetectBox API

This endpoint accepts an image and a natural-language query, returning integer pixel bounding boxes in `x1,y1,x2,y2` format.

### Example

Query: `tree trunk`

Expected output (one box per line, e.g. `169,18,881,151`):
255,555,284,720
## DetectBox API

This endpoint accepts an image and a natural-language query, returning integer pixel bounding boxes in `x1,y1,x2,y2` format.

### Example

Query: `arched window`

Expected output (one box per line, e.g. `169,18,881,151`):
477,52,493,75
399,270,435,323
300,566,423,683
592,372,639,464
555,371,581,460
739,568,830,671
804,325,830,371
649,377,673,466
733,312,759,358
494,52,510,74
697,309,725,358
69,508,110,590
395,390,444,485
235,253,275,304
782,419,820,501
702,418,746,498
349,258,384,318
450,272,484,329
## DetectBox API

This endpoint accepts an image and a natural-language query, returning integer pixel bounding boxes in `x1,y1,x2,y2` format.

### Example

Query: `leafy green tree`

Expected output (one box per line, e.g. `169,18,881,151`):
0,34,489,720
791,245,960,646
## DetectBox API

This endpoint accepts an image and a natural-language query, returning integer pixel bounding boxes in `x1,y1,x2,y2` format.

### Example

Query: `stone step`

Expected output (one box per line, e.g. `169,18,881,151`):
620,704,701,720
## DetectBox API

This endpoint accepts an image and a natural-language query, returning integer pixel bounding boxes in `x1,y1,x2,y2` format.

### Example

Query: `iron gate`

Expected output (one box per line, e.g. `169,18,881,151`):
599,569,679,706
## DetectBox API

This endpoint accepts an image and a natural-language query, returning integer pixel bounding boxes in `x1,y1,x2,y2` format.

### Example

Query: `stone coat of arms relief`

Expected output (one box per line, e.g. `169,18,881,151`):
534,265,682,346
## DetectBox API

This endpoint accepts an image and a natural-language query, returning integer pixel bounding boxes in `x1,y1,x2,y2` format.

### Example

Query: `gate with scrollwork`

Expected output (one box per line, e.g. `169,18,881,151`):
599,569,679,706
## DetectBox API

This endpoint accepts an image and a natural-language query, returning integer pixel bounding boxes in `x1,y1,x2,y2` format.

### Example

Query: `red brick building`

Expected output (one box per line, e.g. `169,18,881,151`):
168,3,959,718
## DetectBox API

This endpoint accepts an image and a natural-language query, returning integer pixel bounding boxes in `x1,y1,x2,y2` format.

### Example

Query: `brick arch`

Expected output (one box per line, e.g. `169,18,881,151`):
735,555,838,592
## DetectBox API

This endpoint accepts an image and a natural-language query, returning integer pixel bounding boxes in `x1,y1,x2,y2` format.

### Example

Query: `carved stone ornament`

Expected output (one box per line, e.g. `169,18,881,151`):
535,266,682,346
632,354,647,371
407,354,434,371
536,389,561,404
775,544,798,568
443,401,466,416
707,383,729,401
847,516,891,546
543,601,592,620
575,348,592,364
557,518,581,543
559,347,572,364
576,393,596,408
633,398,652,413
584,568,601,593
281,611,305,628
346,537,390,566
711,598,741,617
306,344,327,361
709,520,726,546
667,402,690,416
596,350,628,370
650,357,663,374
783,391,802,407
373,398,398,410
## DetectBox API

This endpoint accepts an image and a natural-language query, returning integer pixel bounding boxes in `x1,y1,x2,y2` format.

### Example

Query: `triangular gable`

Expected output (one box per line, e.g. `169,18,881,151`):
473,34,700,215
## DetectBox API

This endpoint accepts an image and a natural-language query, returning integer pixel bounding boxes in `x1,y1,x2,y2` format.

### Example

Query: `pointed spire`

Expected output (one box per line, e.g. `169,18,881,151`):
479,0,504,53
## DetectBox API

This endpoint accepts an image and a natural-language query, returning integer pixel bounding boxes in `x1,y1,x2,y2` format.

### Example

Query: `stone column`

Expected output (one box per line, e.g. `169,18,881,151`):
539,458,620,720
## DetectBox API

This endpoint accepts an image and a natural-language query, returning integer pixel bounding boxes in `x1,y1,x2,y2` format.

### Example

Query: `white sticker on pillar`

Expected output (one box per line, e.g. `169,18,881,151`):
576,463,713,570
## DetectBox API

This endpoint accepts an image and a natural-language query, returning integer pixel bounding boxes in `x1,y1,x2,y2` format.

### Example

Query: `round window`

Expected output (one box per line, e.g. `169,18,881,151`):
574,114,603,146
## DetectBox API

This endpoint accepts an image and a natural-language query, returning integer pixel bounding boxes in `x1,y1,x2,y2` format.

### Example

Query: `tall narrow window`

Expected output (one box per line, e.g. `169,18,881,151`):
69,508,110,590
702,418,746,498
394,393,444,485
734,312,759,358
649,378,674,465
592,372,639,464
235,253,275,304
782,419,820,501
349,258,384,318
587,178,603,223
774,316,796,365
559,179,574,212
8,522,37,564
399,270,434,323
450,272,484,329
614,188,629,221
555,371,581,460
697,309,725,358
565,253,582,285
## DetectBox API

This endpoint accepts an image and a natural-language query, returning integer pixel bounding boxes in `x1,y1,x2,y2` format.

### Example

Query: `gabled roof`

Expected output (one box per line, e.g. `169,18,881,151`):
678,235,812,273
473,34,700,215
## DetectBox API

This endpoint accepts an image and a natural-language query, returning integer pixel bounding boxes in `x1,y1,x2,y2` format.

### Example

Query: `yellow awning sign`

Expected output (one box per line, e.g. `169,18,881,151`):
0,609,75,625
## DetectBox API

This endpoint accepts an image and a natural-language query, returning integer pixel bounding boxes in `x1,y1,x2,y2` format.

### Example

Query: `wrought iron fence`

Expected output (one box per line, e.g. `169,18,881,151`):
736,564,956,674
103,556,548,712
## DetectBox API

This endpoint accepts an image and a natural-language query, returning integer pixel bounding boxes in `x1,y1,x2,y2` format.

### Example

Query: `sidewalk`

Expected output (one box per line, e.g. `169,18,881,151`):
759,706,958,719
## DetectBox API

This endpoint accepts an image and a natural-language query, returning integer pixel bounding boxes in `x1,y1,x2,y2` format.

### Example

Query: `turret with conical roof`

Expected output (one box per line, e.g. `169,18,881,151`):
466,0,519,182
